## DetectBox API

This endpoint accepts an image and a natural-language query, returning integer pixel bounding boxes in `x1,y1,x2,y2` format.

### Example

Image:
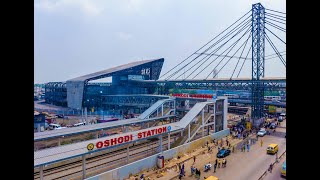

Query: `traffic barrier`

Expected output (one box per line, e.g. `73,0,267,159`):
257,150,286,180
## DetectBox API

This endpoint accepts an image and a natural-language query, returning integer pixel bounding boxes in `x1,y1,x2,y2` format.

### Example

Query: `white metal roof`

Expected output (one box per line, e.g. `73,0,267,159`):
68,59,163,82
34,115,175,141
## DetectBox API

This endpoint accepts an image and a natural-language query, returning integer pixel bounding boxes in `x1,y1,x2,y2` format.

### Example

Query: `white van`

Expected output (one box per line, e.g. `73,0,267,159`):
49,123,67,130
73,122,86,127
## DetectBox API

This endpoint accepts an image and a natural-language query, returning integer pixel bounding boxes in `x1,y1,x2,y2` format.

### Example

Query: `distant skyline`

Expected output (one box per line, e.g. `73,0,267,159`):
34,0,286,84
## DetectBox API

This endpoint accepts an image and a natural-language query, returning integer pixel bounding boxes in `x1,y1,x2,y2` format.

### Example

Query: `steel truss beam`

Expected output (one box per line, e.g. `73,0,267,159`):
251,3,266,119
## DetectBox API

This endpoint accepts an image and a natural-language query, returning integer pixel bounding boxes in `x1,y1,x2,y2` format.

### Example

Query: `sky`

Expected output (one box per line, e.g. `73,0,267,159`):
34,0,286,84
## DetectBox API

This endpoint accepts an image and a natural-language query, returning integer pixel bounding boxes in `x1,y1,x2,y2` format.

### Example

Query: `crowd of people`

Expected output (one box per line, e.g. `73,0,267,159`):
176,138,232,179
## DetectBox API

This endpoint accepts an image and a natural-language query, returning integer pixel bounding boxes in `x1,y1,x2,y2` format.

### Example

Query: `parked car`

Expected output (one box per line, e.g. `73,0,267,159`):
216,149,231,158
269,122,277,129
57,114,64,118
49,123,67,130
257,129,267,136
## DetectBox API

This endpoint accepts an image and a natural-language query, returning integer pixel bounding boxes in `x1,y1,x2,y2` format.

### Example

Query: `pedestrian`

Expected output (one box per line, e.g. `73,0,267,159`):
269,163,273,173
181,163,185,176
232,145,235,153
218,146,221,151
225,159,227,167
140,174,144,180
226,139,229,146
213,163,217,172
247,144,250,152
222,158,226,168
193,156,196,163
215,159,218,166
178,163,181,172
207,141,209,147
191,165,195,176
243,145,246,152
218,158,221,168
260,139,263,147
195,169,200,180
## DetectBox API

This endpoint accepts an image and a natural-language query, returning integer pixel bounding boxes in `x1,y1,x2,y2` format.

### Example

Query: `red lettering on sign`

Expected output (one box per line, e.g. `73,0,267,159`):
130,134,133,141
138,132,142,139
142,131,147,138
146,130,151,137
151,129,155,136
158,127,162,133
118,137,123,143
96,141,103,148
111,138,117,146
124,135,130,142
162,126,167,133
104,140,109,147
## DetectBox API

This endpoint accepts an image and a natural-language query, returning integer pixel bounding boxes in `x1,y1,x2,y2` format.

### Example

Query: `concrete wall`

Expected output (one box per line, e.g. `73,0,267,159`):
86,129,230,180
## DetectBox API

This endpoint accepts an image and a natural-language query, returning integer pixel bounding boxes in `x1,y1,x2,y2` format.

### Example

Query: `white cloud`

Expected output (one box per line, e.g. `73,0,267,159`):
34,0,104,16
117,32,133,40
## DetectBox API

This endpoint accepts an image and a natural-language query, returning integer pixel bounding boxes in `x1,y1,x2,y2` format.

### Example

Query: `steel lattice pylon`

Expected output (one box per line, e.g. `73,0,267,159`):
251,3,265,119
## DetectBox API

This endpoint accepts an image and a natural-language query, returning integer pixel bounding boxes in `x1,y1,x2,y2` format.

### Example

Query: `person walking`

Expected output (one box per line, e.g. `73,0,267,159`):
218,158,221,168
193,156,196,163
243,144,246,152
247,144,250,152
260,139,263,147
268,163,273,173
222,158,226,168
181,163,185,176
225,159,227,167
232,145,235,153
213,163,217,172
215,159,218,166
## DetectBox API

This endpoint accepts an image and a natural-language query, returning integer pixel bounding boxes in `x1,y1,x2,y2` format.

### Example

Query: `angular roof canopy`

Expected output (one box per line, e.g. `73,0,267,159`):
68,58,163,82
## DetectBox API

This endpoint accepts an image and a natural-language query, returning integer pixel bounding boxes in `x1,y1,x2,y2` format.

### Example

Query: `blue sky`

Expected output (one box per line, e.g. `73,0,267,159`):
34,0,286,83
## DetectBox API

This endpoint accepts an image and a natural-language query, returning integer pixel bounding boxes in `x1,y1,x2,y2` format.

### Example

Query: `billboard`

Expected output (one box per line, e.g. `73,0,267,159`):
268,105,276,114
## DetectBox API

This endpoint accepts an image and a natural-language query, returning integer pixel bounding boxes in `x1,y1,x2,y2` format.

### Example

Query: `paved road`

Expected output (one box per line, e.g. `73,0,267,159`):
264,153,286,180
167,120,286,180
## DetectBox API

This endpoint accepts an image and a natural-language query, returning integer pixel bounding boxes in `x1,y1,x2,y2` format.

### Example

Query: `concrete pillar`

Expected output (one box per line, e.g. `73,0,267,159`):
202,109,205,136
162,104,164,116
188,124,190,142
95,131,99,139
173,100,176,115
168,133,171,150
213,104,216,133
85,107,88,125
81,108,84,122
39,165,44,180
82,155,86,179
159,135,163,153
127,145,130,163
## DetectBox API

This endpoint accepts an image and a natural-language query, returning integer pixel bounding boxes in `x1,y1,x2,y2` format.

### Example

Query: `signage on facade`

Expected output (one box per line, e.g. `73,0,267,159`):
87,126,170,151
